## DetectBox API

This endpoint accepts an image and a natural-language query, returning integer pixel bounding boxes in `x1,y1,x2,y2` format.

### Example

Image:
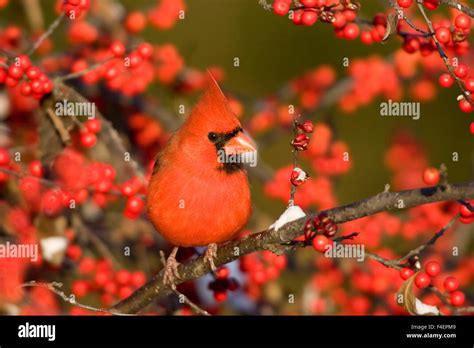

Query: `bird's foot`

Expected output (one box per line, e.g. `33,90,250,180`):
203,243,218,272
160,247,180,289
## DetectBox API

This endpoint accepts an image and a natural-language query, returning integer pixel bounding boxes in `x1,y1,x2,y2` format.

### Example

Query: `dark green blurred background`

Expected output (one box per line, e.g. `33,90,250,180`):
146,0,472,212
6,0,473,215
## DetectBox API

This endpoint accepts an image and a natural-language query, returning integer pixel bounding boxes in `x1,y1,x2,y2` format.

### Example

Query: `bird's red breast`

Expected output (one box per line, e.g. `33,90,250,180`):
146,76,255,247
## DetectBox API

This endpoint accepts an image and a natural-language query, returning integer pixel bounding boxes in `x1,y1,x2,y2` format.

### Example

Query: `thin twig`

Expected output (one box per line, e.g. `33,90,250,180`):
21,281,136,316
26,13,66,56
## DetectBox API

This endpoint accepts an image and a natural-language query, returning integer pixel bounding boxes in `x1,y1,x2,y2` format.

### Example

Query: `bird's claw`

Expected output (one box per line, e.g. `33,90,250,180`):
160,247,181,290
204,243,218,272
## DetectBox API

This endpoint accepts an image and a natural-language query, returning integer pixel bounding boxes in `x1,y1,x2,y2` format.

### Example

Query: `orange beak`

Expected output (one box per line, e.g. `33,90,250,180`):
224,131,257,156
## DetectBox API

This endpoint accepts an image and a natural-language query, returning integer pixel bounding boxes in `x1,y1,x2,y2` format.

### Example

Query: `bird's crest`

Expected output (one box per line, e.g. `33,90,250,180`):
182,71,241,134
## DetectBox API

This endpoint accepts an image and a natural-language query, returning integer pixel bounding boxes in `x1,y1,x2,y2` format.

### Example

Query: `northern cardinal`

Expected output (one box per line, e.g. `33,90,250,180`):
147,75,256,284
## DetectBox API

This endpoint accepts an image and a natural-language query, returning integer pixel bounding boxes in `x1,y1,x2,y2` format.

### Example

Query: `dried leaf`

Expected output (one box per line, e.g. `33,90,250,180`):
396,271,418,315
383,12,399,43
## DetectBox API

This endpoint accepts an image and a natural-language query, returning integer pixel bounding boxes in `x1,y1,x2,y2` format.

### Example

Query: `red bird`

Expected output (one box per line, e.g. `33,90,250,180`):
147,75,256,284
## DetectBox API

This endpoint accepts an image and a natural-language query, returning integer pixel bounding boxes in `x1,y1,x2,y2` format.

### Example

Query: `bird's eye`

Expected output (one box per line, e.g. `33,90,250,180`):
208,132,218,142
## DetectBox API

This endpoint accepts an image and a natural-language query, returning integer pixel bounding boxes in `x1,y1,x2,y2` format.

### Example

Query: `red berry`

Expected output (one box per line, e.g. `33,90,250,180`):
423,0,439,10
361,31,373,44
71,280,89,297
301,10,318,26
443,276,459,292
116,270,131,285
26,66,41,80
128,52,143,69
80,131,97,148
126,196,144,214
424,260,441,277
455,63,468,78
273,1,290,16
17,55,31,70
343,23,360,40
137,43,153,59
110,41,125,57
28,160,43,177
216,267,230,279
7,64,23,79
104,281,118,295
422,167,440,185
78,257,95,274
414,272,431,289
94,271,110,286
312,235,332,253
41,190,63,216
84,119,102,134
5,76,18,87
403,37,420,53
300,0,318,6
464,77,474,92
400,268,415,280
43,80,53,94
438,73,453,88
125,11,146,33
292,10,304,25
435,27,451,44
397,0,412,8
213,291,227,302
130,271,146,287
67,244,82,261
118,286,133,299
332,12,346,29
454,14,471,30
449,290,465,307
0,148,10,166
460,204,474,218
30,80,43,94
20,82,32,96
459,99,473,113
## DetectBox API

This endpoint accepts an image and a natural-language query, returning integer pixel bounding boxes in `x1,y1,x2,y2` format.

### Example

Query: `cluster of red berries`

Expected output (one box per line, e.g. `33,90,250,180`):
303,212,338,252
400,260,466,307
208,267,239,302
240,250,287,292
273,0,361,40
0,56,53,99
50,148,146,217
305,122,351,176
148,0,186,30
60,0,90,18
340,56,401,113
290,120,312,150
79,119,101,148
71,257,146,307
127,112,165,156
438,62,474,114
69,41,154,96
265,165,337,209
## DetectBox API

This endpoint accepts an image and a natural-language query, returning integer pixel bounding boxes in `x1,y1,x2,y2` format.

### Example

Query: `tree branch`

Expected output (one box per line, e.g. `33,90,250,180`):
111,181,474,314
